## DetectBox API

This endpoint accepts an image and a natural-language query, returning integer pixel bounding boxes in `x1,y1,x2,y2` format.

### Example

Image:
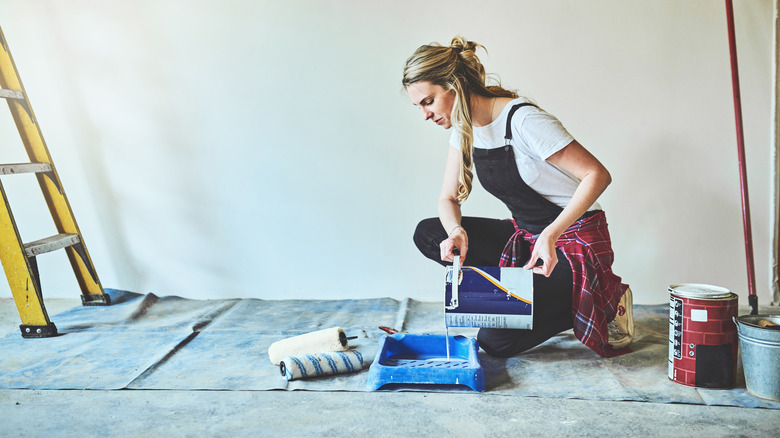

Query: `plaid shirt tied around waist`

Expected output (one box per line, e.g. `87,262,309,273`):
499,211,630,358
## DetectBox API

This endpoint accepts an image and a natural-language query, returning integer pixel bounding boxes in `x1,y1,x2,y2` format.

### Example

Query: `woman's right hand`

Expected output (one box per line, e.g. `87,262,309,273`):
440,226,468,264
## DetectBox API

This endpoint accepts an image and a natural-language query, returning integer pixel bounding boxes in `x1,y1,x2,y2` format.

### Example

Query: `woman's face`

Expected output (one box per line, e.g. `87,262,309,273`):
406,81,456,129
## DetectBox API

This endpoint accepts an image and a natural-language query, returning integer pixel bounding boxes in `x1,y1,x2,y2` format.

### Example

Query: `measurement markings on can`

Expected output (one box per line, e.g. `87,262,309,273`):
671,296,683,360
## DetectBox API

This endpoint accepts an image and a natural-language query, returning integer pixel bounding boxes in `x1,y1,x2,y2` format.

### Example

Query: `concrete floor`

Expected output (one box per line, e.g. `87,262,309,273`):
1,298,778,438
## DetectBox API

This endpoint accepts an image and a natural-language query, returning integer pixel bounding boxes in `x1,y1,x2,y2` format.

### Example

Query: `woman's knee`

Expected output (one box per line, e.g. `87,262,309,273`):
413,218,444,260
477,328,523,358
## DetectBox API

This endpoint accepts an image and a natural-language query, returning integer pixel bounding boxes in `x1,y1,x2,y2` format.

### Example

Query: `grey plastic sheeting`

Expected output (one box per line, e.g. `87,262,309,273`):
0,289,777,409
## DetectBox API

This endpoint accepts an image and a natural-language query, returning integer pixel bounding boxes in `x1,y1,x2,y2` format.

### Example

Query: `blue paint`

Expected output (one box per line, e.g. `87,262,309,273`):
291,356,307,378
306,354,324,376
337,352,354,373
323,354,339,374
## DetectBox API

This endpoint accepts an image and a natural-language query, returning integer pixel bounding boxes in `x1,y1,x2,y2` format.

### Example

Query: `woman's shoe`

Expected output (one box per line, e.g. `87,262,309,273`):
608,286,634,349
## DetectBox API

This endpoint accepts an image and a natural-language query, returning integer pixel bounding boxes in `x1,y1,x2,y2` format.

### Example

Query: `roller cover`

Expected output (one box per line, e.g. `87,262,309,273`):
267,327,347,365
280,350,364,381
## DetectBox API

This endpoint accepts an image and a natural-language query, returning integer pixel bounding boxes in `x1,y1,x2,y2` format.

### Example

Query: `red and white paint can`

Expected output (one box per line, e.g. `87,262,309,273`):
668,284,738,388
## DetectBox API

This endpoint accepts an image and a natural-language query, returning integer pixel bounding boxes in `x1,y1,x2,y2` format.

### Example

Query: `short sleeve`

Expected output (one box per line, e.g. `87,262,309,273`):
449,129,460,150
519,111,575,160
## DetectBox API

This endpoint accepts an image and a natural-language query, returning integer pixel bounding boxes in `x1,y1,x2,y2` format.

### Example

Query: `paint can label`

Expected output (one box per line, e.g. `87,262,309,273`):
668,296,683,380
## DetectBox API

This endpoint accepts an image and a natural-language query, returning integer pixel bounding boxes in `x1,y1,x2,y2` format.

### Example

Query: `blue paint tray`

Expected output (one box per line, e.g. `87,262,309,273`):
366,333,485,392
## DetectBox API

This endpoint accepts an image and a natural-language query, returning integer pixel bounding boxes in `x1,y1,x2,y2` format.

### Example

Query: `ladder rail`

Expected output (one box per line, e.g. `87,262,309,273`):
0,180,50,326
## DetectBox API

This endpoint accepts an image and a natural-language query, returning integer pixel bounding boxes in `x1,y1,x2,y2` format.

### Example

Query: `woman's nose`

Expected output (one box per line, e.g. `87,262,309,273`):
423,109,433,121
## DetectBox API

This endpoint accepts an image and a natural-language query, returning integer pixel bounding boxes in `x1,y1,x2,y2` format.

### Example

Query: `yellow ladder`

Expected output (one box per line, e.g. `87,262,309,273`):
0,26,109,338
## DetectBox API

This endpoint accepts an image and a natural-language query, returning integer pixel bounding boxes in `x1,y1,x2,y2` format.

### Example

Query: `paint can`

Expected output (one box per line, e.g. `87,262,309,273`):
668,283,738,388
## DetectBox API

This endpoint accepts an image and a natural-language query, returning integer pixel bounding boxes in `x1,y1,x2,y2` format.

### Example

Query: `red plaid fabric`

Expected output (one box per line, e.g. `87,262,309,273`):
499,211,630,357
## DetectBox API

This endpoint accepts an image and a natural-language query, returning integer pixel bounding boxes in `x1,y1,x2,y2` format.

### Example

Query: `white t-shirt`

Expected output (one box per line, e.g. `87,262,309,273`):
449,97,601,210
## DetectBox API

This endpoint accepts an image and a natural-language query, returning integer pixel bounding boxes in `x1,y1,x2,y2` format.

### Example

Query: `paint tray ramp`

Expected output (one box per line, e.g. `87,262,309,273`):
366,333,485,392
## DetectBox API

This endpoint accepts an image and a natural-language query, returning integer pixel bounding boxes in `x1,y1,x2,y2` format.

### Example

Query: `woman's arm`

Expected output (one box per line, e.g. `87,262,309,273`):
438,146,468,263
523,140,612,276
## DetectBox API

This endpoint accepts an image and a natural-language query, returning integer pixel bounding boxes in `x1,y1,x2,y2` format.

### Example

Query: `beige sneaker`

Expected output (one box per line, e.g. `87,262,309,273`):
608,286,634,349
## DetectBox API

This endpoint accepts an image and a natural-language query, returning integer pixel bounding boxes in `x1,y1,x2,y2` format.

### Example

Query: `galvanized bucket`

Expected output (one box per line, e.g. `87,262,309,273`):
734,315,780,401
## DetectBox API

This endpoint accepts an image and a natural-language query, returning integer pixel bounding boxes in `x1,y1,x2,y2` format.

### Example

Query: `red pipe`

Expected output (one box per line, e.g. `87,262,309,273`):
725,0,758,315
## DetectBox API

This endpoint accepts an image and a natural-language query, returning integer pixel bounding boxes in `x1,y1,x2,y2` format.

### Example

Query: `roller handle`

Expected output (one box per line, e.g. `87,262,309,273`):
337,331,357,347
725,0,758,315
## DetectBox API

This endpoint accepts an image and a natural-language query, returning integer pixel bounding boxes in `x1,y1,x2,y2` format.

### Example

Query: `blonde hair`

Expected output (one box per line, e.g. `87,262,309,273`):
402,36,517,203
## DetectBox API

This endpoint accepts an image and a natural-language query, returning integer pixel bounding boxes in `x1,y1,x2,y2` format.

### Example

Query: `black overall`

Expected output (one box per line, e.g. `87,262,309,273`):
413,103,578,357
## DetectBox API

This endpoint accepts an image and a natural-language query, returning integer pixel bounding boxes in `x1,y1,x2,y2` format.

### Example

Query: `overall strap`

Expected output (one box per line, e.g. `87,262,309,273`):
504,103,538,145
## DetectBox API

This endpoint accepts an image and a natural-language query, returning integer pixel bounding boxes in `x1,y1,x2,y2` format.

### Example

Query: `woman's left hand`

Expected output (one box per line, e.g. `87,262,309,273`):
523,232,558,277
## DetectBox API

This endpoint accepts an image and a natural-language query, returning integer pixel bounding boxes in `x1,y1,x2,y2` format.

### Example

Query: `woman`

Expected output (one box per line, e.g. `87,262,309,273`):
404,36,633,358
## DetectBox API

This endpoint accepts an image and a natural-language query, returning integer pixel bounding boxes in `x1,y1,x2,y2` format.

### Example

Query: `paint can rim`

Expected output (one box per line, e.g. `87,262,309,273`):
668,283,734,300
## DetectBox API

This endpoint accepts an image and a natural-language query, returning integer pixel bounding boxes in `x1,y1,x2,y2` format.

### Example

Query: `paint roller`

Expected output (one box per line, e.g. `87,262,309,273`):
280,350,364,381
267,327,356,365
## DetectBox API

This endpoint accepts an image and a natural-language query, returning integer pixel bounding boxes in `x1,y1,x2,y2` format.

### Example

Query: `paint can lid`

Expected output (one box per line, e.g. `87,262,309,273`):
668,283,733,299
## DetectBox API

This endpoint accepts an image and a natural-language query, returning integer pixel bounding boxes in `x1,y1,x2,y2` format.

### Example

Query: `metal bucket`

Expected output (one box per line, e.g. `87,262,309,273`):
734,315,780,401
668,284,738,388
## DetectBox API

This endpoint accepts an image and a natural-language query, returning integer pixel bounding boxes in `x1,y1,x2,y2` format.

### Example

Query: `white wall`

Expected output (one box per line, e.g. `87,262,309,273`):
0,0,774,304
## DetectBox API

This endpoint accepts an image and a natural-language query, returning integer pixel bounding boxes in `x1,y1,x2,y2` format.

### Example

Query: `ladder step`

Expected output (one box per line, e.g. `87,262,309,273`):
0,163,53,175
24,233,81,257
0,88,24,100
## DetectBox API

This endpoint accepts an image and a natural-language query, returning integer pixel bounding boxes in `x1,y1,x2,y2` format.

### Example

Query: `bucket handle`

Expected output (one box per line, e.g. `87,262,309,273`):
732,316,741,335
